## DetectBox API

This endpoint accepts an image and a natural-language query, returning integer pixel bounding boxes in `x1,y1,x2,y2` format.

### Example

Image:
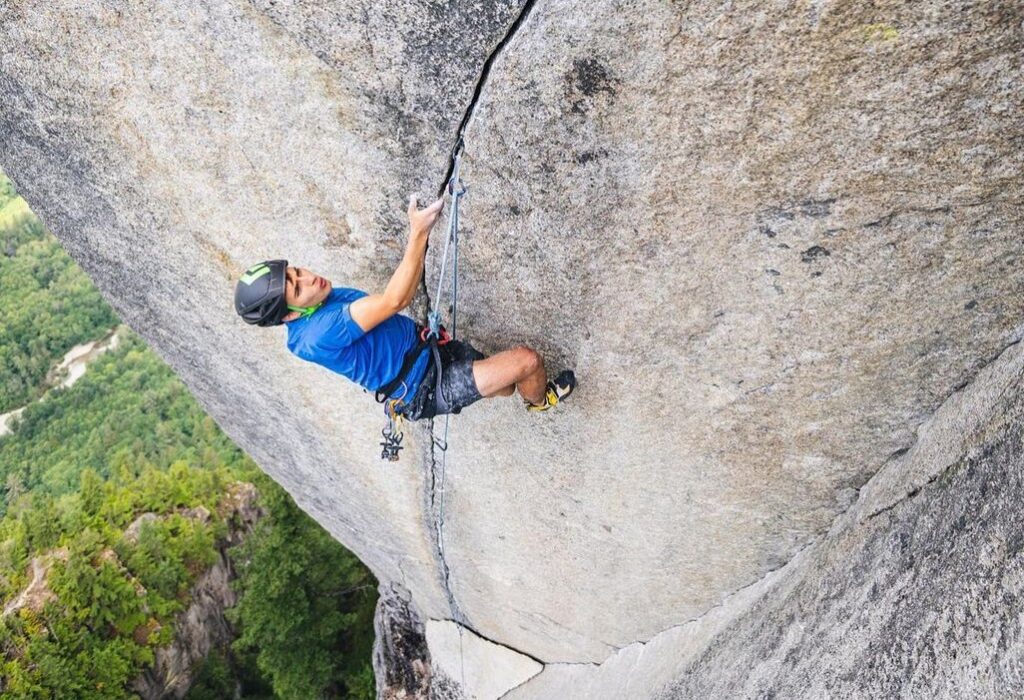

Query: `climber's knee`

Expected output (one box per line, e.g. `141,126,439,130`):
471,346,543,398
514,346,543,377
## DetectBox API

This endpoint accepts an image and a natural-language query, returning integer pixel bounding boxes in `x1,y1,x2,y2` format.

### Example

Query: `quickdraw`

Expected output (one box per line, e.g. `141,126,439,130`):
380,400,405,461
421,325,452,345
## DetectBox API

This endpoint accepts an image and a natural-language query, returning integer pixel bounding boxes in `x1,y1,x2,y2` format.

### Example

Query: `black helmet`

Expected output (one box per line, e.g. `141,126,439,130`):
235,260,289,326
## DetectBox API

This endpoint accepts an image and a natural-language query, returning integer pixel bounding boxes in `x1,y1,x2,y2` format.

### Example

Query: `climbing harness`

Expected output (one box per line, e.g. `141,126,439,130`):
374,139,467,459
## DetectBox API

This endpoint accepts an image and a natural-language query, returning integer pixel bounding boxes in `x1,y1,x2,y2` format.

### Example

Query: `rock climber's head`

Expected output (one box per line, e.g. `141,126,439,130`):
234,260,332,326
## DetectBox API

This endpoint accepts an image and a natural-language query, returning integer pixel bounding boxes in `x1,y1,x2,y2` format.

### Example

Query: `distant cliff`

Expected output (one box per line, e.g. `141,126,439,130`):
0,473,264,698
2,1,1022,697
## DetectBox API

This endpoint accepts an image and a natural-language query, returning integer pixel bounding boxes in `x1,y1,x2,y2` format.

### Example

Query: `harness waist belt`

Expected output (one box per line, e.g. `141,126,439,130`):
374,325,446,404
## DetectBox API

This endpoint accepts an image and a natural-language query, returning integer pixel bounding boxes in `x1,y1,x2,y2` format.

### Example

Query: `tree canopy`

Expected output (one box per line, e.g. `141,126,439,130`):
0,167,377,698
0,171,119,414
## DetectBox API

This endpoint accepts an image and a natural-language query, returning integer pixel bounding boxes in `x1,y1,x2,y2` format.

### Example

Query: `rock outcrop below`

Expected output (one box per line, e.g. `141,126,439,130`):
2,0,1022,696
373,584,433,700
1,550,67,620
132,482,264,699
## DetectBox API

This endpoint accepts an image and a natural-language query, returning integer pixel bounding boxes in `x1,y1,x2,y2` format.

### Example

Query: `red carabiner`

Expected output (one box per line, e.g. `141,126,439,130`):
420,325,452,345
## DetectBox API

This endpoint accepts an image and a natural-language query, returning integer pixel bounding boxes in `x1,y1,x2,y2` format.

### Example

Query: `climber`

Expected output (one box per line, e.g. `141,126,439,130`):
233,195,575,421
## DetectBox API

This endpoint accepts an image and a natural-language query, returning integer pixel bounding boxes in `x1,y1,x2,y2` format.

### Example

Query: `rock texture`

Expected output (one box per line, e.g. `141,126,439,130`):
425,619,542,699
1,0,1023,695
373,584,433,700
652,341,1024,699
442,0,1024,662
508,339,1024,698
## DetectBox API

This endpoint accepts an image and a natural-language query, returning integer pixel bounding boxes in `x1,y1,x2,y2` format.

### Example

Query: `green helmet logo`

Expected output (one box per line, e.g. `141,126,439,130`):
239,264,271,285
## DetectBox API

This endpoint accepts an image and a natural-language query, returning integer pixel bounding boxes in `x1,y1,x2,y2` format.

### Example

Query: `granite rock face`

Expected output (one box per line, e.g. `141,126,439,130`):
425,619,542,698
652,342,1024,698
446,0,1024,661
2,0,1023,695
508,339,1024,698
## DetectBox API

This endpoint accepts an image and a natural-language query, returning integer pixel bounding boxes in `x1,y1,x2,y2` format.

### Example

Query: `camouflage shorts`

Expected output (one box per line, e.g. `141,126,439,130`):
404,339,486,421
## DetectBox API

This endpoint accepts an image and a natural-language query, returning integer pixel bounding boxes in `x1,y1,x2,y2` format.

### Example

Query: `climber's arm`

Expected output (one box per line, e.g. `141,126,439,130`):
349,195,443,333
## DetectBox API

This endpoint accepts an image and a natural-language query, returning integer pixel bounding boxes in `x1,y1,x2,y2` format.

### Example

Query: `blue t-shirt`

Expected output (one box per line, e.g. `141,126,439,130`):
286,287,430,403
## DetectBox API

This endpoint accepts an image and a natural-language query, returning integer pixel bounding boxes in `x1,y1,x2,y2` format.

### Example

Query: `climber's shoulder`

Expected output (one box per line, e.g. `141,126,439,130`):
287,287,368,352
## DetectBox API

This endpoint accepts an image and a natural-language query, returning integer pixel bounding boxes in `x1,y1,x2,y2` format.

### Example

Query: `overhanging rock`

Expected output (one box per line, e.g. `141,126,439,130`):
1,0,1022,690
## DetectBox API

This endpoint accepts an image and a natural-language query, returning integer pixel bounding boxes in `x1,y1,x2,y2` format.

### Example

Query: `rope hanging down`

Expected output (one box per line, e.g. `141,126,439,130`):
378,140,467,461
429,139,469,690
429,139,466,342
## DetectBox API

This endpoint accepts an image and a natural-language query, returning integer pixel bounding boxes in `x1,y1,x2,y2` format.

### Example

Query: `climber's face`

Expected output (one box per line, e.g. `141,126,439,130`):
284,266,331,310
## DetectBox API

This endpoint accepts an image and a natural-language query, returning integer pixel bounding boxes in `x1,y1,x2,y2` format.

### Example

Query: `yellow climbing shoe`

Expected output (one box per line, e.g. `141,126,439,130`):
526,370,576,412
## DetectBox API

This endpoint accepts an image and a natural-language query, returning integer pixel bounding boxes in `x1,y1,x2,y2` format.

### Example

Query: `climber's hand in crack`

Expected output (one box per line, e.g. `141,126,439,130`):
408,194,444,240
334,195,444,333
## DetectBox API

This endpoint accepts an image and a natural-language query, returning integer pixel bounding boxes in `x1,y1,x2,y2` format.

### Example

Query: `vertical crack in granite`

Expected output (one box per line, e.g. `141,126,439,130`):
420,0,540,631
436,0,540,196
425,427,467,626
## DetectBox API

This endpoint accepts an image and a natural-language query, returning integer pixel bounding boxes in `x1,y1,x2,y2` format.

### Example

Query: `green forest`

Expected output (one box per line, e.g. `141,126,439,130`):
0,173,119,414
0,171,377,698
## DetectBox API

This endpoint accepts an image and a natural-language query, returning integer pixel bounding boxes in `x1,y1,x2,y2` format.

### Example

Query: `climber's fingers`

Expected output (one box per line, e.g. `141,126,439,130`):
408,195,444,237
418,197,443,229
407,195,443,216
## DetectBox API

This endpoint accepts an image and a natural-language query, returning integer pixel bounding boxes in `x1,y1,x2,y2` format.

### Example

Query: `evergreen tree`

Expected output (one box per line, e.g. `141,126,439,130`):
229,473,377,699
0,173,119,413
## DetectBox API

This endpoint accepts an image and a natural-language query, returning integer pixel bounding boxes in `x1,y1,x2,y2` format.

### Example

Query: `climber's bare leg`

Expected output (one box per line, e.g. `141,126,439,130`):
472,347,546,405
